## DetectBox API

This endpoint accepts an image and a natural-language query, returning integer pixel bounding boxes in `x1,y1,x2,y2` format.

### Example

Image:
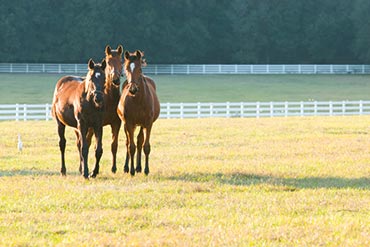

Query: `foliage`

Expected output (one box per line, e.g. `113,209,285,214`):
0,117,369,246
1,0,370,63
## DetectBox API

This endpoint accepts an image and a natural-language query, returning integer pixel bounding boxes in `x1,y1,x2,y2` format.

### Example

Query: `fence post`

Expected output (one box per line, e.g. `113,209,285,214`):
256,102,260,118
225,102,230,118
329,101,333,116
166,102,170,119
180,103,184,119
314,101,318,116
210,103,213,117
270,102,273,117
300,101,304,116
285,101,288,117
15,103,19,121
45,103,50,120
359,100,363,115
342,101,346,116
240,102,244,118
23,104,27,121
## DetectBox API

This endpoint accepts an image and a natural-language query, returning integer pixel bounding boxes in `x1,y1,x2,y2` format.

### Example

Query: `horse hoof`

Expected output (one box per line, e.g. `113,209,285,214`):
61,168,66,176
90,173,97,178
136,167,142,173
130,170,135,176
111,166,117,174
124,166,129,173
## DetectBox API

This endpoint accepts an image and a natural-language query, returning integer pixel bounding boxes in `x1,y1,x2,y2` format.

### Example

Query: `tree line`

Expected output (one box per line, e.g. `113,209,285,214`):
1,0,370,64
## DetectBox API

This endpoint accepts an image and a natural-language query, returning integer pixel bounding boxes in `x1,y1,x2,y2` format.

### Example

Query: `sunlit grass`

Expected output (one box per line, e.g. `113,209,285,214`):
0,117,370,246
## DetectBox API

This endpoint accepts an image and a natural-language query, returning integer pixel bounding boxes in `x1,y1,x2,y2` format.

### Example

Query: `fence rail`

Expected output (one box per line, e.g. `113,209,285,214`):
1,101,370,121
1,63,370,74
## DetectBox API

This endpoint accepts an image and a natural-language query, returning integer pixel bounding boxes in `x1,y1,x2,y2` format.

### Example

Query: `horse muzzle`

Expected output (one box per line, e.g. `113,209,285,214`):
93,91,104,108
110,71,121,86
129,83,139,95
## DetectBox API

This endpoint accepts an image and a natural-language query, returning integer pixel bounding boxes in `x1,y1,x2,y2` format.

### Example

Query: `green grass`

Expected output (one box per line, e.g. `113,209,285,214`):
0,117,370,246
1,73,370,104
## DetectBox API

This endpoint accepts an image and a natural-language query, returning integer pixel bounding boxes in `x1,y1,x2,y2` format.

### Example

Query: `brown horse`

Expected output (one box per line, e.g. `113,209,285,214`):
117,50,160,176
52,59,106,178
86,45,123,174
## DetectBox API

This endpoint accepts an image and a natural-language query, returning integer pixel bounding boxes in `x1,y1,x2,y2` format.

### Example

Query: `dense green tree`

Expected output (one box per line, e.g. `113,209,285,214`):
0,0,369,63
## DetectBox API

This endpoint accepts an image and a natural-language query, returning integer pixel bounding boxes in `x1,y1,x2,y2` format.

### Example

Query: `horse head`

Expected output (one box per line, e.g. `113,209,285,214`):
85,58,106,108
105,45,123,86
124,50,145,96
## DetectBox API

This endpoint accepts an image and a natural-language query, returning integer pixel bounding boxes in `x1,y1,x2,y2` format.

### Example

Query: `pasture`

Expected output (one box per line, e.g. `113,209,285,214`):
0,117,370,246
1,73,370,104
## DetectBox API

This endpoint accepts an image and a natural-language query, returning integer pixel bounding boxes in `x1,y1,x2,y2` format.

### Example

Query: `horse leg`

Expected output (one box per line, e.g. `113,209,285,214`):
126,124,136,176
123,124,130,173
143,124,153,175
74,130,83,174
91,125,103,178
78,123,89,179
136,127,144,173
85,129,95,173
110,122,121,173
57,119,67,176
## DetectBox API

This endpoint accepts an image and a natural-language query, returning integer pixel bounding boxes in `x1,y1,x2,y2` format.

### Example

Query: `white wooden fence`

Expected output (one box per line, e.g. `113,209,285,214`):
1,101,370,121
1,63,370,74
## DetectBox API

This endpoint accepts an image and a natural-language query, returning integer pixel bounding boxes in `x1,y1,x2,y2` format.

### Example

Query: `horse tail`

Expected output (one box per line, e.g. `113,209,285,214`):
51,79,63,119
51,86,58,119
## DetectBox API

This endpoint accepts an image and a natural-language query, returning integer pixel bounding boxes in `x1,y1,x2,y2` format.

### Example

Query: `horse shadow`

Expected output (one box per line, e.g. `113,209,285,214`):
1,169,368,190
165,172,370,190
0,169,74,177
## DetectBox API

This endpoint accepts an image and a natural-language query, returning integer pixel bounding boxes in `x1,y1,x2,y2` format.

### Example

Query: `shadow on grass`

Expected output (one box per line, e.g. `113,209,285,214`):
165,172,370,190
0,169,76,177
1,169,369,190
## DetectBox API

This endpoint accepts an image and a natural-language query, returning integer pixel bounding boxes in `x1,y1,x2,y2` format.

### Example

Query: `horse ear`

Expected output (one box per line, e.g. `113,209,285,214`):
101,59,106,70
136,50,142,59
124,51,130,60
105,45,112,56
117,45,123,55
88,59,95,70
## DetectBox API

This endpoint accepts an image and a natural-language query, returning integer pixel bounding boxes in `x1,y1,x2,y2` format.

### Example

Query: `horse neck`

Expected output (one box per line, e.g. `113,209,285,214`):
104,80,121,98
136,74,150,100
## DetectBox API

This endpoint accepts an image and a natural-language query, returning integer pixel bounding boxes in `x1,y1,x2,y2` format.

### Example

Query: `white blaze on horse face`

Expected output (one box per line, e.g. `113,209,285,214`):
130,63,135,73
95,72,101,78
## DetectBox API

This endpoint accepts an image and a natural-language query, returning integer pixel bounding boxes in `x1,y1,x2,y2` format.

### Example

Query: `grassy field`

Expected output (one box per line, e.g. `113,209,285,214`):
0,117,369,246
1,73,370,104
